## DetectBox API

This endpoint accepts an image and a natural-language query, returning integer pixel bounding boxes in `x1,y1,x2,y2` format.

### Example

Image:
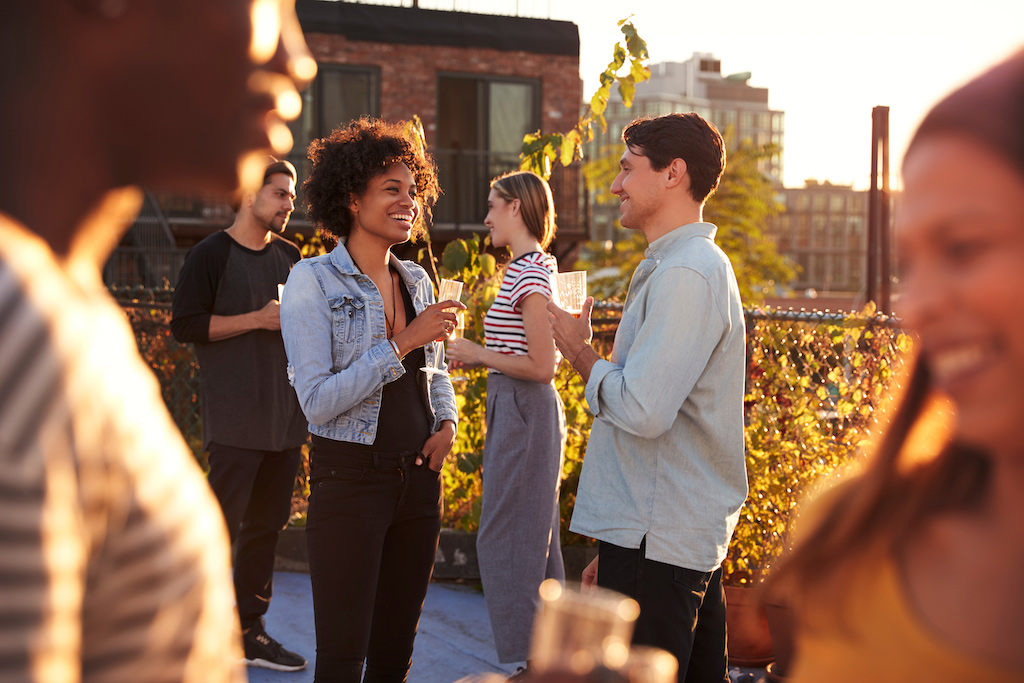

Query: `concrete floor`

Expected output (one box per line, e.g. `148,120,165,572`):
246,571,767,683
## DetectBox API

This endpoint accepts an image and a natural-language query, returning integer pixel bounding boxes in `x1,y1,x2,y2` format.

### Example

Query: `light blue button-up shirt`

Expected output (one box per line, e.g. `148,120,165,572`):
570,222,748,572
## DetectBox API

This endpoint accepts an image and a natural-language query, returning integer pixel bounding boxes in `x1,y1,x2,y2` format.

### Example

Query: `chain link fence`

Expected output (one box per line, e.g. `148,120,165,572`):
112,286,205,465
113,288,912,540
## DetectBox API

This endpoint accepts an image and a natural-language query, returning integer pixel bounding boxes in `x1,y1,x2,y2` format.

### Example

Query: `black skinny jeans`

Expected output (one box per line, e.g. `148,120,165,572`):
306,442,442,683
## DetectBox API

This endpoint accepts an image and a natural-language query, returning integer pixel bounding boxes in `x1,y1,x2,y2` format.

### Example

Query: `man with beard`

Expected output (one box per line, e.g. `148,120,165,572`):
172,157,309,672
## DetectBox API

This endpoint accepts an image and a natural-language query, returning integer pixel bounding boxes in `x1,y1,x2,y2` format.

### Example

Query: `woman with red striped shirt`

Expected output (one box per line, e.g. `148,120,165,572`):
447,171,566,675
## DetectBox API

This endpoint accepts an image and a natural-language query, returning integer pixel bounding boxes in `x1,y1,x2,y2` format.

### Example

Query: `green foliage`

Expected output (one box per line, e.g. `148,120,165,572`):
112,286,206,467
293,231,329,258
434,236,500,531
705,135,796,302
520,18,650,180
723,304,911,585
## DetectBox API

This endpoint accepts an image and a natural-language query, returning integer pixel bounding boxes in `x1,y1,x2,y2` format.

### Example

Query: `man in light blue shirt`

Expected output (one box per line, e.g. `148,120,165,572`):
548,113,747,682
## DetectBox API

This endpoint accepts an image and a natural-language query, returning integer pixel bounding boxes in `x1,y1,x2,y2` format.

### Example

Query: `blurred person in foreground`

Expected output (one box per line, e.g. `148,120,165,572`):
0,1,313,681
548,113,747,683
172,157,308,672
772,47,1024,682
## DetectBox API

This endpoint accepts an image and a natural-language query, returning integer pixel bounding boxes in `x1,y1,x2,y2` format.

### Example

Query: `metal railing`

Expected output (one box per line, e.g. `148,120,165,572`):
432,148,584,234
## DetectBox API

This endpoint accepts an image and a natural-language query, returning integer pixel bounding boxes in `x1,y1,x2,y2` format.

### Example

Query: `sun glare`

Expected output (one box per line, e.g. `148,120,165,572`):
249,0,283,64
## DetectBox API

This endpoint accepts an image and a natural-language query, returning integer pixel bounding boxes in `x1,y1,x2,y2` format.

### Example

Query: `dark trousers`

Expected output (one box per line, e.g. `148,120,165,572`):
598,539,728,683
206,442,302,628
306,445,442,683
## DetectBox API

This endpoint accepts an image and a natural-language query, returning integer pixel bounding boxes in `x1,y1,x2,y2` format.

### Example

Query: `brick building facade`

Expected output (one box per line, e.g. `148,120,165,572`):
105,1,584,286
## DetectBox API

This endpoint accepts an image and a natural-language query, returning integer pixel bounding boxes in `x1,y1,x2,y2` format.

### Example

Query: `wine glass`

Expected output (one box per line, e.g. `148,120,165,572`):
421,278,463,377
554,271,587,318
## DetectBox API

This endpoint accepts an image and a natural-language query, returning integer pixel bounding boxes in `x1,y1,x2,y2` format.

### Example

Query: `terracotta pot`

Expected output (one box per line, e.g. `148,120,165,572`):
724,585,773,667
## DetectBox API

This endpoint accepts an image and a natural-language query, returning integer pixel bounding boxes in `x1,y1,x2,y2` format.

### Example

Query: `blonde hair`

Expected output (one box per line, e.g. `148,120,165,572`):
490,171,557,249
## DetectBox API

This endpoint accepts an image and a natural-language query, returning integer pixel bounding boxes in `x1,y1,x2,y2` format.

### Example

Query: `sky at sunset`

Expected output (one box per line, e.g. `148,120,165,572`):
554,0,1024,190
438,0,1024,189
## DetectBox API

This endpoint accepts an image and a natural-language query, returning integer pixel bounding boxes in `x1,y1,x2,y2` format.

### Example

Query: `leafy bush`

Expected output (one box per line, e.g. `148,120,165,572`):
724,305,911,584
115,284,910,561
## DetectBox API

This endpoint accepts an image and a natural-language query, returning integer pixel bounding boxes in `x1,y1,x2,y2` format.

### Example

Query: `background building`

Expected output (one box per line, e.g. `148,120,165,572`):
770,180,868,296
587,52,784,243
105,0,584,287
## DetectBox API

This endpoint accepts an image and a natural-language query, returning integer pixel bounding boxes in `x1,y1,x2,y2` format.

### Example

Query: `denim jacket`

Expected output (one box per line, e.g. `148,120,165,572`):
280,240,457,444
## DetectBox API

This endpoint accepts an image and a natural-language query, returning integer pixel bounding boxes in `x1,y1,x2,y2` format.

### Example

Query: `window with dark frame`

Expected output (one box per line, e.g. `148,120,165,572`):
287,64,381,214
435,73,540,227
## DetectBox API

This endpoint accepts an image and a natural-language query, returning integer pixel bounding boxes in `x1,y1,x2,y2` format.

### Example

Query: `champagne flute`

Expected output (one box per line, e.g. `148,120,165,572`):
554,271,587,318
422,278,463,376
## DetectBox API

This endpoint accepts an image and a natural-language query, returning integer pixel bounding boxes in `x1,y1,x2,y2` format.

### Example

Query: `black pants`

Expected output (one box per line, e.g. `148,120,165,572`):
598,539,728,683
306,443,442,683
206,442,303,628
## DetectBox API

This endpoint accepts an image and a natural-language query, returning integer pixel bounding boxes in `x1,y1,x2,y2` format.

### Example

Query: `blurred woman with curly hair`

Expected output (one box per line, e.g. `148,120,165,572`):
280,117,464,682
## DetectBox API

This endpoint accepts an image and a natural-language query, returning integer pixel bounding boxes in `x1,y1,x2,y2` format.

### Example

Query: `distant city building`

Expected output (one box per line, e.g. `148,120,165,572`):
587,52,784,243
770,180,868,295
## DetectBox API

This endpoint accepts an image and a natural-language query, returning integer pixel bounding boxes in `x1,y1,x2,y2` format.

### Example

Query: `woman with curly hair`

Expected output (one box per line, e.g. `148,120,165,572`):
446,171,565,673
771,48,1024,683
280,117,464,682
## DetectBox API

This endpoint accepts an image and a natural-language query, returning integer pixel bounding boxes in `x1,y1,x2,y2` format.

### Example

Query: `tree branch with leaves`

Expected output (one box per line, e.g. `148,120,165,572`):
519,19,650,180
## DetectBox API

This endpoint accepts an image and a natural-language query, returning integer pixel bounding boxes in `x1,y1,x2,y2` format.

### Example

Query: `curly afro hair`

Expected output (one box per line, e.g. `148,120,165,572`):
303,117,441,242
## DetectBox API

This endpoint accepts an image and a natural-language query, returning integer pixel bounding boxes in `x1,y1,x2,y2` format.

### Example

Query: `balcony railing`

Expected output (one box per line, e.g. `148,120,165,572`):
432,148,585,236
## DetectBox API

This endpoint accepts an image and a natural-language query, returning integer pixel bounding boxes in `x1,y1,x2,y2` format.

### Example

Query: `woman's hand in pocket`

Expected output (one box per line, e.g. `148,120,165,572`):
417,420,456,471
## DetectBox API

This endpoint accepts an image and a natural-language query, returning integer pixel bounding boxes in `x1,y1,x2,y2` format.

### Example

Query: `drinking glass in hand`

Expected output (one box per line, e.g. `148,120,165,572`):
529,579,640,677
554,271,587,318
422,278,463,376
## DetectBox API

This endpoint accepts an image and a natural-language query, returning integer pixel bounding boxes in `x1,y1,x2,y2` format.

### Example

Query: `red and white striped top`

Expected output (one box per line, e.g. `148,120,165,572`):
484,251,558,372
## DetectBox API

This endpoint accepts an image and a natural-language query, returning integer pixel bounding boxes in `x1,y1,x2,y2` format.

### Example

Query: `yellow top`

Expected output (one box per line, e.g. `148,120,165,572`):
789,556,1023,682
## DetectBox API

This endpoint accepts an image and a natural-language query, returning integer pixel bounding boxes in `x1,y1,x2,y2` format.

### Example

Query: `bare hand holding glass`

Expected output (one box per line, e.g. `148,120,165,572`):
554,271,587,318
421,278,463,377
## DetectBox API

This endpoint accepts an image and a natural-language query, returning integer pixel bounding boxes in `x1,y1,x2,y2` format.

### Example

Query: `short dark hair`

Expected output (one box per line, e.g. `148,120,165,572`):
621,113,726,203
230,157,296,212
303,117,440,241
263,157,296,184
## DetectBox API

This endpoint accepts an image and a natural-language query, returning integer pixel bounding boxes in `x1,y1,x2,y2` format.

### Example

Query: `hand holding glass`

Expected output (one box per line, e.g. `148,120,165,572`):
555,271,587,318
421,278,463,377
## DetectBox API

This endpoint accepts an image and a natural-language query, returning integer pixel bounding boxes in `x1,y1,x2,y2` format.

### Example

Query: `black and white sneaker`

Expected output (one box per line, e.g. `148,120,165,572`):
243,622,307,672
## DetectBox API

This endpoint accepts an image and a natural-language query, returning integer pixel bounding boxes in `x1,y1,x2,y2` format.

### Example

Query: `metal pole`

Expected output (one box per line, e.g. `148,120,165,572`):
878,107,891,314
867,108,881,308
